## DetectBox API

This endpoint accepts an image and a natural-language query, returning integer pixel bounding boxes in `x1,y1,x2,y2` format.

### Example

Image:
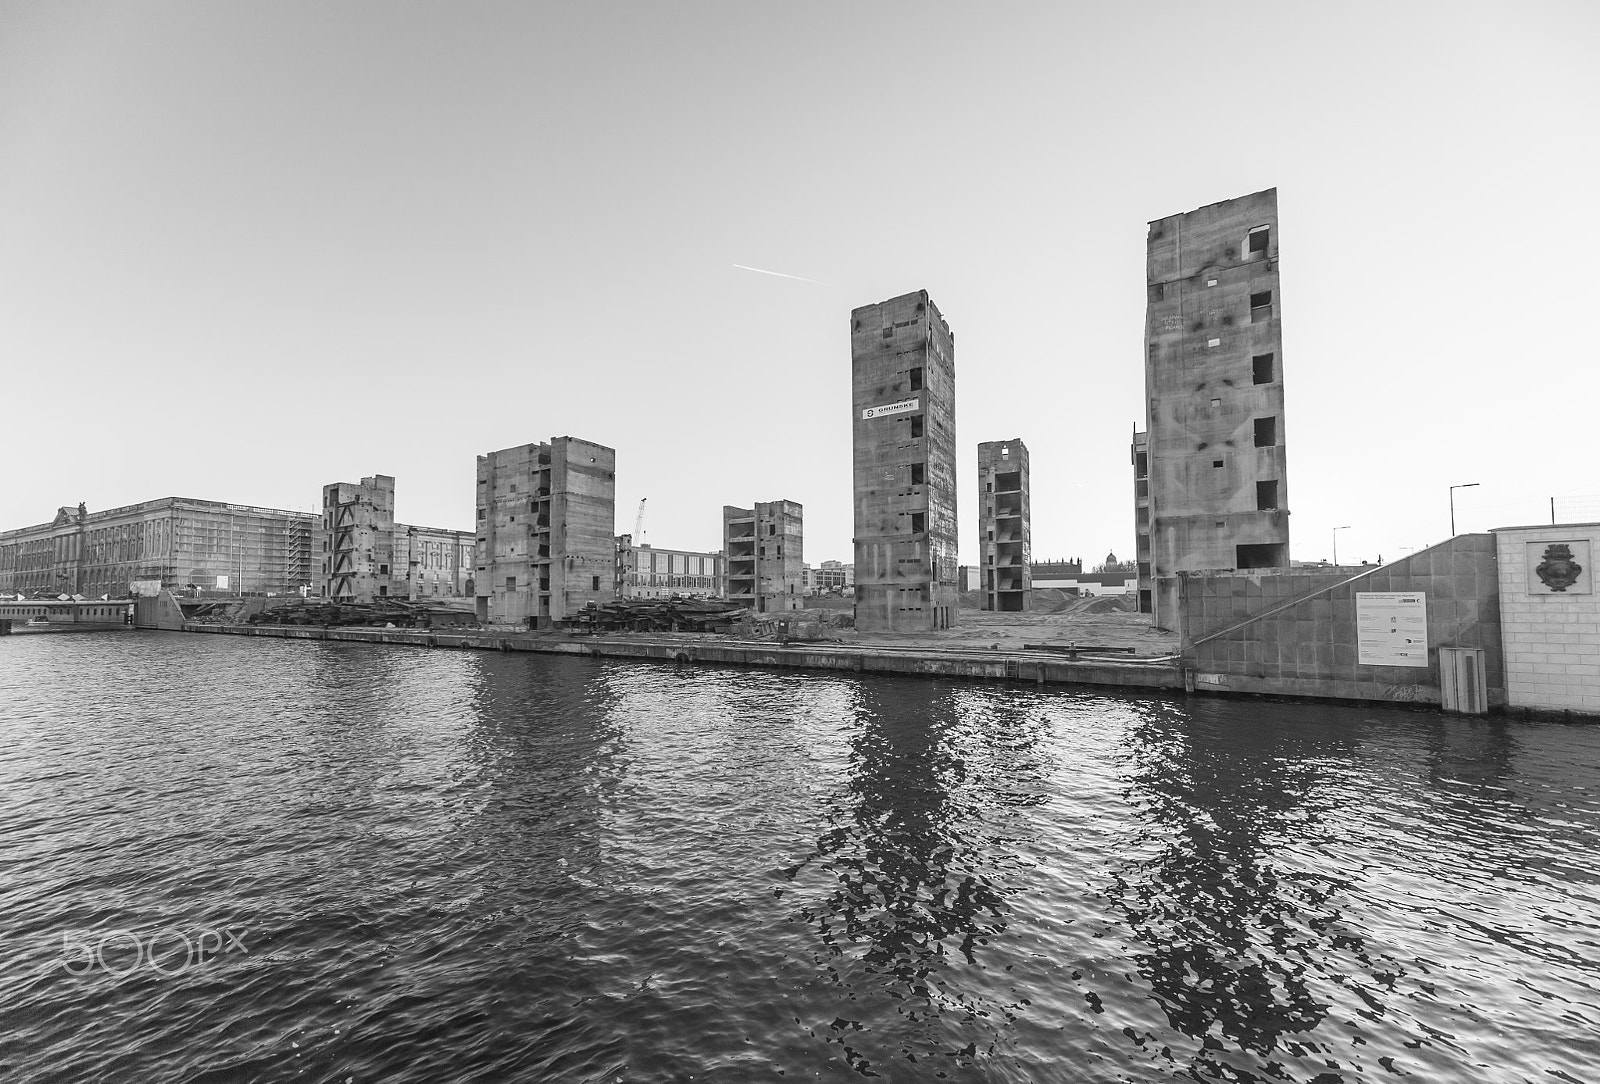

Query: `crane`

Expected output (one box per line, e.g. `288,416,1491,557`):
633,498,647,545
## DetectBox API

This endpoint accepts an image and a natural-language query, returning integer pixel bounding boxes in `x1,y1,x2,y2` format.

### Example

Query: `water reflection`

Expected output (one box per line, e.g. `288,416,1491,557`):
780,679,1048,1072
1108,702,1394,1076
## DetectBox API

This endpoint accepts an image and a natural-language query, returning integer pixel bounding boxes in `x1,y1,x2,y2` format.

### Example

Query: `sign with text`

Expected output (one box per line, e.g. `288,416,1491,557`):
1356,592,1428,667
862,396,919,420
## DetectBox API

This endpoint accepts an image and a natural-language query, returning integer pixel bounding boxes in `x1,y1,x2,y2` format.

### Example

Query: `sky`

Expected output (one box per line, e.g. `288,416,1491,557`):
3,1,1597,569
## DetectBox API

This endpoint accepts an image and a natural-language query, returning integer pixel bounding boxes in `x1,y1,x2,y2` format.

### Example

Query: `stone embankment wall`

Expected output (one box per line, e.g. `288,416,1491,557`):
1179,534,1502,706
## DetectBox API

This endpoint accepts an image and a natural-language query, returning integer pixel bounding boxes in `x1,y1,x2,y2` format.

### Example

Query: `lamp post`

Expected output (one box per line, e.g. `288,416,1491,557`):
1332,525,1352,566
1449,483,1479,536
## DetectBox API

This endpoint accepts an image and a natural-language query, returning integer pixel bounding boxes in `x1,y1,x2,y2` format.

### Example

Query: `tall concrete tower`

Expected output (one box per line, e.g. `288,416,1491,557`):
850,290,958,632
1140,188,1289,627
977,439,1030,611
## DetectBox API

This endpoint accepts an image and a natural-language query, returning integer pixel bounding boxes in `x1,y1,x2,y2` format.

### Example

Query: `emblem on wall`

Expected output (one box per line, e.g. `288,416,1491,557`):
1536,543,1583,592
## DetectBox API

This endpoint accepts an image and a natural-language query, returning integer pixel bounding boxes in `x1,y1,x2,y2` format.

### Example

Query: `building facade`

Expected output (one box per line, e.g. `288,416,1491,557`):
394,525,474,600
977,439,1031,611
0,498,315,598
1142,188,1289,628
614,535,724,599
723,501,803,612
475,437,616,627
850,290,959,632
815,560,853,594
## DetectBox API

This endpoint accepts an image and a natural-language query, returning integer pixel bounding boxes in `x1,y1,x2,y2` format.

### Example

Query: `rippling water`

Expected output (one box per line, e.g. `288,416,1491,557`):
2,633,1598,1082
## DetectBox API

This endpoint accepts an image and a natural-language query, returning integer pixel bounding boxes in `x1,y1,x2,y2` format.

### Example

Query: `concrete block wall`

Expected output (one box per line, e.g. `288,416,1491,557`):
1494,523,1600,715
1182,534,1503,706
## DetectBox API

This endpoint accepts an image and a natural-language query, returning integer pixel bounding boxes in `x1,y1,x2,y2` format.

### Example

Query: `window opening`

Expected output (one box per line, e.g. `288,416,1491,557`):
1254,416,1277,447
1252,354,1274,384
1256,480,1279,510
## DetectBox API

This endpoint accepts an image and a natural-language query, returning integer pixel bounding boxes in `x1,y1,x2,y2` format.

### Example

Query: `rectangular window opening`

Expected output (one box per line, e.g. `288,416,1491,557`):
1252,353,1274,384
1256,480,1280,510
1248,226,1270,253
909,367,924,391
910,512,926,533
910,462,925,485
910,416,924,437
1213,459,1224,468
1254,416,1278,447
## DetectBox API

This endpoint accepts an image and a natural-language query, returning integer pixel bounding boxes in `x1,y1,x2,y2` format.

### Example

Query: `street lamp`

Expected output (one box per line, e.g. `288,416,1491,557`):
1449,483,1479,536
1332,525,1352,566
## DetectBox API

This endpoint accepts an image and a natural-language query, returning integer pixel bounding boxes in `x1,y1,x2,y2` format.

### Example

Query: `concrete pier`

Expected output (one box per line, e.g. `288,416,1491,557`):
175,621,1187,692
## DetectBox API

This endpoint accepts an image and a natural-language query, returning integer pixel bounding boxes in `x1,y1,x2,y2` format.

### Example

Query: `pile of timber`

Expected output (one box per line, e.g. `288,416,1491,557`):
244,599,476,629
565,597,749,635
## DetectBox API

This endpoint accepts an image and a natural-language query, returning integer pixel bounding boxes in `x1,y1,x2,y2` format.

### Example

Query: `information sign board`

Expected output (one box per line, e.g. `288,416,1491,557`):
1356,592,1428,667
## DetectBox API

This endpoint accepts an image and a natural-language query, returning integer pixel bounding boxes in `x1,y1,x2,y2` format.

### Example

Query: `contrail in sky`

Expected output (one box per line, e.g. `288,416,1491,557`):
732,263,832,286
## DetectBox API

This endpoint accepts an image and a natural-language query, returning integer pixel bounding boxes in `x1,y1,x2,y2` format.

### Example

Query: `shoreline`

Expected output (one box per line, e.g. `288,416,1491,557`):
175,620,1187,691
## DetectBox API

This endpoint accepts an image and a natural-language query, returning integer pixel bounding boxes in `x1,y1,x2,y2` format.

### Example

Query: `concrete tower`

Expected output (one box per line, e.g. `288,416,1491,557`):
977,439,1030,611
1140,188,1289,627
322,474,396,601
475,437,615,628
850,290,958,632
722,500,804,612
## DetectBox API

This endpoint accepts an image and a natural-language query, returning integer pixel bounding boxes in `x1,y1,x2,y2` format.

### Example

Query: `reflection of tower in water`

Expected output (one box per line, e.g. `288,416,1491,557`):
1107,702,1404,1072
781,680,1049,1067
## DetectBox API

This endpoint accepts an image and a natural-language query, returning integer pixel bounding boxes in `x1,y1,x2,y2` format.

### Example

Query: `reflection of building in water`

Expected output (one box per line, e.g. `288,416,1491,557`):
1107,704,1401,1075
779,679,1036,1071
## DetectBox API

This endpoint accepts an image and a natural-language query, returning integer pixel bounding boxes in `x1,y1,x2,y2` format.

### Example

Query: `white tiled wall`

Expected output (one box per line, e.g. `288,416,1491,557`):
1496,526,1600,714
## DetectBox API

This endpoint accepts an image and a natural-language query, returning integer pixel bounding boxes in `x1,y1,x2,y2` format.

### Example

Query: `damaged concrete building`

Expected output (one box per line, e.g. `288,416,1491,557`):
322,474,397,601
850,290,959,632
977,439,1031,611
475,437,616,627
722,501,803,612
1138,188,1289,627
320,475,475,602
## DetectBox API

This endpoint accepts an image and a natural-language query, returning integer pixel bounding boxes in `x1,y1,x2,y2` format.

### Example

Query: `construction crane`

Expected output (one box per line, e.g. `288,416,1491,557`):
633,498,647,545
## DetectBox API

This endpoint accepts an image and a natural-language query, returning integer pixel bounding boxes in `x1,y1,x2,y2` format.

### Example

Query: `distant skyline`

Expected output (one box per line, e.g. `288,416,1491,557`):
3,2,1597,568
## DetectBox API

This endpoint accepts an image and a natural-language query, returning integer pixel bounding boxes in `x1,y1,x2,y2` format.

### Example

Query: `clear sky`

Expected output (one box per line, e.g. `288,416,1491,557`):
3,1,1597,569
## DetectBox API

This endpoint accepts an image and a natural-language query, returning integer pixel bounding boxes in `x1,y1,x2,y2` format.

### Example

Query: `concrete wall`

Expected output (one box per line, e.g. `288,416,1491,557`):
1494,523,1600,715
851,290,959,632
1181,535,1503,706
1145,189,1288,628
977,439,1031,611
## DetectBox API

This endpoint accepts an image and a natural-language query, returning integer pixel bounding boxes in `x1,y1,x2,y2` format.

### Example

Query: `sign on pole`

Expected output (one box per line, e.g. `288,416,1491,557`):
1356,592,1428,667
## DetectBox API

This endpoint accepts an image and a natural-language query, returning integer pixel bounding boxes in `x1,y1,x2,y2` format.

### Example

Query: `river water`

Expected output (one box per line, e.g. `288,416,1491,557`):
2,633,1598,1083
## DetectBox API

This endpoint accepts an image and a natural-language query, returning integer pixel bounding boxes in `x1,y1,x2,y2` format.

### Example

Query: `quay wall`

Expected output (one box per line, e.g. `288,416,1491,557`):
1179,534,1503,707
175,621,1186,692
